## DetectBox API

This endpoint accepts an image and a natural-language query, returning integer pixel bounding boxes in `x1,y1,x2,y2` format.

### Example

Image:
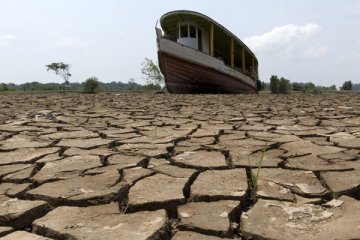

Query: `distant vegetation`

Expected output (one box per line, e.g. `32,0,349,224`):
341,81,353,91
2,58,359,93
0,80,155,92
83,77,100,94
354,83,360,90
0,59,167,93
0,83,12,91
261,75,358,94
1,79,359,93
269,75,291,94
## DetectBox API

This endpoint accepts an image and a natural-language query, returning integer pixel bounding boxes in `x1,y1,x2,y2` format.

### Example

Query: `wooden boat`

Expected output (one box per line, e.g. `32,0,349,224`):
156,10,260,94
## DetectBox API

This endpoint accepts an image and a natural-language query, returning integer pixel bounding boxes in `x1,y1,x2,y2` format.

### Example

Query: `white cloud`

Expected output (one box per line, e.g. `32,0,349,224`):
0,34,16,46
303,46,328,59
244,24,321,52
54,37,80,48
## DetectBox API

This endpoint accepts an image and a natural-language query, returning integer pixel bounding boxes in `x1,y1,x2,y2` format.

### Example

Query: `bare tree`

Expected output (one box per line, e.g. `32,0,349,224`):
141,58,164,86
46,62,71,89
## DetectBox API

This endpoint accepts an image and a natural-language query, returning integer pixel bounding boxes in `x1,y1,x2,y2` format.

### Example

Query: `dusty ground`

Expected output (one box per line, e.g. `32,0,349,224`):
0,92,359,240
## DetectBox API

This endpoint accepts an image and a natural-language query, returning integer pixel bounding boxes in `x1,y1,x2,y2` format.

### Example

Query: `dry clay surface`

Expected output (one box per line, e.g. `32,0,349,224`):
0,92,359,240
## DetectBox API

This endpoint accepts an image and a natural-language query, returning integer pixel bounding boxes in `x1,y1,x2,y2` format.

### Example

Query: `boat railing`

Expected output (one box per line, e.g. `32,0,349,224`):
250,68,258,80
162,35,177,42
241,68,257,81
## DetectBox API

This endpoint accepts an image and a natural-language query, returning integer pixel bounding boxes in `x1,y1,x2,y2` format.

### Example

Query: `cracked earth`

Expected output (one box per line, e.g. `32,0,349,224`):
0,92,359,239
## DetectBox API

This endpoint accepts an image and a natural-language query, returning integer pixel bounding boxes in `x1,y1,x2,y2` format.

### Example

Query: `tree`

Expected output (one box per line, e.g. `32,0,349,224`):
127,78,141,91
353,83,360,90
46,62,71,88
83,77,100,94
0,83,10,91
143,83,162,91
260,81,270,91
270,75,279,94
330,85,337,90
278,77,290,94
316,84,337,91
292,82,304,92
141,58,164,86
303,82,316,92
341,81,353,90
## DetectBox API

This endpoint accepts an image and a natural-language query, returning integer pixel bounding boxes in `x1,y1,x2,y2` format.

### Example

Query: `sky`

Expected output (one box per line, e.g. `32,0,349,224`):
0,0,359,87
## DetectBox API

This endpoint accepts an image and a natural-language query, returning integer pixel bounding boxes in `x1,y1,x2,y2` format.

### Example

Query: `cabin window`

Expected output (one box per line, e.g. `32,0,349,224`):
189,25,196,38
198,29,202,51
177,23,206,52
180,25,188,38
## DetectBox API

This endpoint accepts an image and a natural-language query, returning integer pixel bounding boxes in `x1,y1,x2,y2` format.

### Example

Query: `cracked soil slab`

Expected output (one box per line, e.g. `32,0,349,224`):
241,196,360,240
33,203,170,240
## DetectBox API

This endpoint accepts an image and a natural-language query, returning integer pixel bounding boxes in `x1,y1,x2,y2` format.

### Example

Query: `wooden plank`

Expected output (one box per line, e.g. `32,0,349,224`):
252,56,255,72
158,52,257,94
230,39,234,68
159,38,255,87
241,47,246,72
210,23,214,57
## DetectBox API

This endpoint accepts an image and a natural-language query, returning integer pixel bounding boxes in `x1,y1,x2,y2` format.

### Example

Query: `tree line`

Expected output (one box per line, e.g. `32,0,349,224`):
0,80,160,92
0,59,164,93
1,59,359,93
261,75,359,94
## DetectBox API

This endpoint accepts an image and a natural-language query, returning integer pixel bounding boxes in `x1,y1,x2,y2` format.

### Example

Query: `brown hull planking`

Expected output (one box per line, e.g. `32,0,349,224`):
158,51,258,94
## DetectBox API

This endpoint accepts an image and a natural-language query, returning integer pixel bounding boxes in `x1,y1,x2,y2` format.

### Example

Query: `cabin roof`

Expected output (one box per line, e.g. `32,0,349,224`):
160,10,258,64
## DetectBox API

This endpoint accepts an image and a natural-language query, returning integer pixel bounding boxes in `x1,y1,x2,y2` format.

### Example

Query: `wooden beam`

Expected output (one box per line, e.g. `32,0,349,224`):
252,56,255,71
230,39,234,68
241,47,246,72
210,23,214,57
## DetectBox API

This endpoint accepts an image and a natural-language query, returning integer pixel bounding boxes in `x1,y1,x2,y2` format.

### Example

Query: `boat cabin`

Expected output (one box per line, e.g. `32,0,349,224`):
160,11,259,81
176,23,210,54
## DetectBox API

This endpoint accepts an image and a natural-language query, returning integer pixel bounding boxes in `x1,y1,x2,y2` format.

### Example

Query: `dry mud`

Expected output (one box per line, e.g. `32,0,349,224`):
0,92,359,240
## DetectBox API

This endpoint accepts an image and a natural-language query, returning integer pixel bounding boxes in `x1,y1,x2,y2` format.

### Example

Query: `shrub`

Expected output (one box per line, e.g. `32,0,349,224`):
143,83,161,91
270,75,290,94
270,75,279,94
83,77,100,94
278,77,290,94
341,81,353,90
292,82,304,92
0,83,10,91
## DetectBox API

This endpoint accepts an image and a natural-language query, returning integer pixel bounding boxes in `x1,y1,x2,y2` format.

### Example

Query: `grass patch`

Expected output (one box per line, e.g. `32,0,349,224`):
248,143,268,201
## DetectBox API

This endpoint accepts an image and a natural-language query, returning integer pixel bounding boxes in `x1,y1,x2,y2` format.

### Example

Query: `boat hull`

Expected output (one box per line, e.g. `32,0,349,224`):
158,51,258,94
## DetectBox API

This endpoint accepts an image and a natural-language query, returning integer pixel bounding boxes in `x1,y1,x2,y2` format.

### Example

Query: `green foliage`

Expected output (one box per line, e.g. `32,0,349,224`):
316,84,337,91
83,77,101,94
143,83,161,91
0,83,12,91
270,75,279,94
278,77,290,94
248,143,268,201
46,62,71,86
329,85,337,90
292,82,304,91
353,83,360,90
260,81,270,91
341,81,353,90
18,82,60,91
292,82,337,92
0,80,163,92
303,82,315,92
141,58,164,86
270,75,290,94
126,78,142,90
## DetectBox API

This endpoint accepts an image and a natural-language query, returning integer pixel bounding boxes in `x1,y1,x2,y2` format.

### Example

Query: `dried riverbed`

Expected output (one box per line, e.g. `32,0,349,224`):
0,92,359,239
